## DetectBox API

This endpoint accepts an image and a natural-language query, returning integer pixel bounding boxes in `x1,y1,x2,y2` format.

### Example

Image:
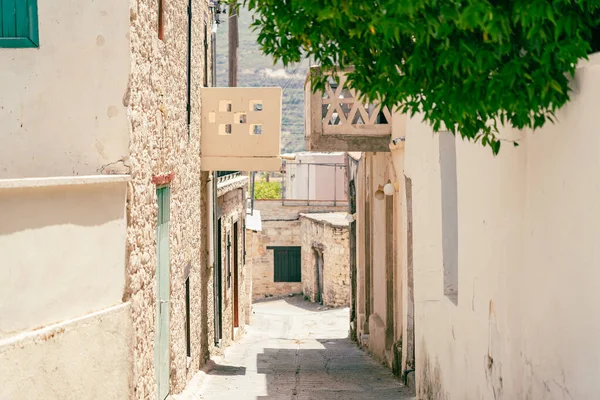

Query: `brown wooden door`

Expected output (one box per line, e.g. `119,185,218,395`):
233,222,239,328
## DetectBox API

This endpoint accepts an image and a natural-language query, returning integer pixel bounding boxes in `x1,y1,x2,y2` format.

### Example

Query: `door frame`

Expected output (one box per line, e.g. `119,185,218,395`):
155,186,171,400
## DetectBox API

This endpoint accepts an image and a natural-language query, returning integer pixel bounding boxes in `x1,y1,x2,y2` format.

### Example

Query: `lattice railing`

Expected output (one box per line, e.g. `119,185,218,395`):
306,68,392,137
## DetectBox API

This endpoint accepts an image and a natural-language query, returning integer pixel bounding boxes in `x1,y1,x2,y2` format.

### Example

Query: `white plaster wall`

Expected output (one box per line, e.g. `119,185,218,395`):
0,181,127,338
370,154,388,321
404,52,600,399
286,153,347,201
390,147,405,342
0,0,130,178
0,303,133,400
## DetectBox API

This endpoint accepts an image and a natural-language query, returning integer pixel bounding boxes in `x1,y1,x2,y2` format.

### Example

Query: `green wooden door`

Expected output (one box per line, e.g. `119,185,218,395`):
156,187,170,400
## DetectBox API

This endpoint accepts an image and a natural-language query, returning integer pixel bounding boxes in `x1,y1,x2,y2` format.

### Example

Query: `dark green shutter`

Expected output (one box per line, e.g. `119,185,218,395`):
270,246,301,283
0,0,39,48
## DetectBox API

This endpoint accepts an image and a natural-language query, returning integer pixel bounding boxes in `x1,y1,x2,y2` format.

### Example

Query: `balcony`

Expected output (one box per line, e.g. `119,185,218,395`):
201,87,282,171
305,67,392,152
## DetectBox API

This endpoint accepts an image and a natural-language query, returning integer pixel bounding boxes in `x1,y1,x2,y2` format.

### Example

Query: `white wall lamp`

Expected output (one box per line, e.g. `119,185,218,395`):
374,180,398,200
383,181,396,196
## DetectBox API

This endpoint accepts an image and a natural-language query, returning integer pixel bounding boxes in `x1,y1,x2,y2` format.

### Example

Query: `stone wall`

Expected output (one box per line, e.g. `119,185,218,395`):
125,0,211,398
248,200,347,300
216,182,250,349
248,219,303,299
300,214,351,307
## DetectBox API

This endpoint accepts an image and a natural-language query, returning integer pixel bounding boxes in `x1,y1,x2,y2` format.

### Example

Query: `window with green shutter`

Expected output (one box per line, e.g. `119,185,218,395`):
0,0,39,48
268,246,302,283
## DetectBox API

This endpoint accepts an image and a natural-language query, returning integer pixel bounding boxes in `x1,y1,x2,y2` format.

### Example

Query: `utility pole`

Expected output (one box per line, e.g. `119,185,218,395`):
228,4,238,87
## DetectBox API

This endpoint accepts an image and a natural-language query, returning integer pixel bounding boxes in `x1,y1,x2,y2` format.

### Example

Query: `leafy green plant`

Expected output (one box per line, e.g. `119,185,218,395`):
254,180,282,199
234,0,600,153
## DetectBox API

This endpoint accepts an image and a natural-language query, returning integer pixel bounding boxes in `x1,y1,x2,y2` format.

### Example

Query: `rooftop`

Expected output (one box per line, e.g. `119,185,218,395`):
299,212,351,228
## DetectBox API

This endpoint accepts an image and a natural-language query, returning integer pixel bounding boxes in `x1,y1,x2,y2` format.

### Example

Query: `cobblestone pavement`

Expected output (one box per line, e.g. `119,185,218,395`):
198,297,414,400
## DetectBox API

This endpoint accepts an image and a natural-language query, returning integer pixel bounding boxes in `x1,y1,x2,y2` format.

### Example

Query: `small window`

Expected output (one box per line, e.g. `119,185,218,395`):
234,112,247,124
219,100,232,112
0,0,39,48
158,0,164,40
250,124,262,135
250,100,263,112
219,124,232,135
268,246,301,283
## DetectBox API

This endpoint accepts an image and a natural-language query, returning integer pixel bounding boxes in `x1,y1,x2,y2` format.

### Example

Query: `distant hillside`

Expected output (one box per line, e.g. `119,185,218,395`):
215,8,307,153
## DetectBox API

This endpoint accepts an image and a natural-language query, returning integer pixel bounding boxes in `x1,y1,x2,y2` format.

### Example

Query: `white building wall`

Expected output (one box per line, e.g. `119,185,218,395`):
0,179,128,338
285,153,347,201
0,178,131,399
0,0,130,179
0,303,133,400
403,52,600,399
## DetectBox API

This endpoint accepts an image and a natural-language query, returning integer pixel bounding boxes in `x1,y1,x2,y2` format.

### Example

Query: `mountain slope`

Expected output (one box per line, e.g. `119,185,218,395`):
215,8,307,153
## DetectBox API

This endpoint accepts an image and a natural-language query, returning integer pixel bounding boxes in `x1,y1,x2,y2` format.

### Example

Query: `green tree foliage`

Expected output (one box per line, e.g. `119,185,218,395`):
236,0,600,153
254,180,282,199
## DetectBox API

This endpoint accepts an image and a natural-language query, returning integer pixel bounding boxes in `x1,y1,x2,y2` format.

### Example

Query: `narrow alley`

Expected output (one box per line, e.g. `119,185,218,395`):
3,1,600,399
195,297,413,400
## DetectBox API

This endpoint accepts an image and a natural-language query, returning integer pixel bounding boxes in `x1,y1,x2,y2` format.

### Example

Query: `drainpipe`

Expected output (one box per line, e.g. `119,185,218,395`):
250,171,256,216
211,24,217,87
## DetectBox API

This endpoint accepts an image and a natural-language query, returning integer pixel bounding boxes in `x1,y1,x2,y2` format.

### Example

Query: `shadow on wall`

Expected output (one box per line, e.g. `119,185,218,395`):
0,183,126,235
255,340,412,399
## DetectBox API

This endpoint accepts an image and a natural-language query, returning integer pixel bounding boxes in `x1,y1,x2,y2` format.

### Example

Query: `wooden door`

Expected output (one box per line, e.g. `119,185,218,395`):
233,222,239,328
156,186,170,400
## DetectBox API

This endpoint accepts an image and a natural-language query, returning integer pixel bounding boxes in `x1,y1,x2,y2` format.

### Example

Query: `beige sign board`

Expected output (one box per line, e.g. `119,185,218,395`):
201,87,282,171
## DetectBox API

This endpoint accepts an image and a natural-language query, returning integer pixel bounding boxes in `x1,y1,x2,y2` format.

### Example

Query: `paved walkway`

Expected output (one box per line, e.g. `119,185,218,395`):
198,297,414,400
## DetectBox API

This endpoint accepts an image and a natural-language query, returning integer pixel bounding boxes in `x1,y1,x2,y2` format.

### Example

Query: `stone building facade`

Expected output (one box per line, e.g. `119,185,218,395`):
0,0,253,399
300,213,351,307
124,0,216,398
213,174,252,350
247,200,347,300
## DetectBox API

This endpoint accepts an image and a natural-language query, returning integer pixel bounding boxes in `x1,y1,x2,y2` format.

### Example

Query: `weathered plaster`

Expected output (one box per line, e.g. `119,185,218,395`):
0,0,130,178
0,182,127,338
403,52,600,400
0,303,133,400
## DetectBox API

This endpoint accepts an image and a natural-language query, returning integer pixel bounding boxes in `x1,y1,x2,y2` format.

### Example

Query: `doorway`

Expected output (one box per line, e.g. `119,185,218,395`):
156,186,171,400
314,249,324,305
233,221,240,328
